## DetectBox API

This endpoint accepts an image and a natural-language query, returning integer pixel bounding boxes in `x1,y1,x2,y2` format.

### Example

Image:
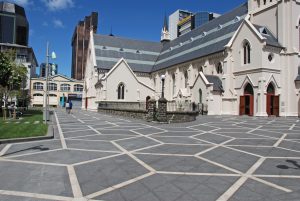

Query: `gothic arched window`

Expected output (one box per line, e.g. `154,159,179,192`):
243,41,251,64
184,70,188,88
172,74,176,96
216,62,223,74
118,83,125,100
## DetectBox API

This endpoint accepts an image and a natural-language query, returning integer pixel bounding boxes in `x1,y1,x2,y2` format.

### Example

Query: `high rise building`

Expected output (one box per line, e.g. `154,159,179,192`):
169,10,192,40
193,12,220,28
40,63,58,77
71,12,98,80
0,2,29,46
169,10,220,39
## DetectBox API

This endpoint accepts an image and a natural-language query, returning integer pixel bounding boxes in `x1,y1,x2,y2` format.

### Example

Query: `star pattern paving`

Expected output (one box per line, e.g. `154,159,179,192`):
0,110,300,201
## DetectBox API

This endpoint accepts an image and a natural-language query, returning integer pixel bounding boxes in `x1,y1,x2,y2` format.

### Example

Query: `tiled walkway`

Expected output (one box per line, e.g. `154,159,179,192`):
0,110,300,201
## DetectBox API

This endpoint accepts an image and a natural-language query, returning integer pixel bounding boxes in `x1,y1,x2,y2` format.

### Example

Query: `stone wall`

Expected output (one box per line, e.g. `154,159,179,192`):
167,111,199,123
98,101,199,123
98,108,147,120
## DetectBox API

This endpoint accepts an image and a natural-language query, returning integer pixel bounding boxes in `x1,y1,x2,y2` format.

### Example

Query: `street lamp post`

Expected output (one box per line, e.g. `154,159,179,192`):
43,42,56,124
161,74,166,99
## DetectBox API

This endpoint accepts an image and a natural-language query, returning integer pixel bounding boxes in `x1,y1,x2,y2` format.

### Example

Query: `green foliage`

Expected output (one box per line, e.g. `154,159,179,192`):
0,50,28,106
0,50,27,89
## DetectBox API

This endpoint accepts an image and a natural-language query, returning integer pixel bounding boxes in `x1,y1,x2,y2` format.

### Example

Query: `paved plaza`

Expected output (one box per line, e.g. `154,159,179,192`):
0,110,300,201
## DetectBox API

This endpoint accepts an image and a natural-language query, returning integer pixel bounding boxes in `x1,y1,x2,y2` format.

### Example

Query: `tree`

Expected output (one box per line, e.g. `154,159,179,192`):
0,50,28,108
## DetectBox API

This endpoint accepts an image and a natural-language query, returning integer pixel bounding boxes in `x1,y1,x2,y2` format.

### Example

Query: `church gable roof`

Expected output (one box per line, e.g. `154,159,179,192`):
93,3,248,73
152,3,248,72
252,25,282,48
93,34,162,73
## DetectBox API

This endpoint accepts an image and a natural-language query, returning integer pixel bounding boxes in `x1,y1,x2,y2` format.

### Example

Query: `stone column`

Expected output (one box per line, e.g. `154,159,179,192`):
146,99,156,122
157,97,168,122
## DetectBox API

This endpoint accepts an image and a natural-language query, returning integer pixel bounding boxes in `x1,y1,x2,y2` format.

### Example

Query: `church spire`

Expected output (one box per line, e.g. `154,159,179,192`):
161,13,170,42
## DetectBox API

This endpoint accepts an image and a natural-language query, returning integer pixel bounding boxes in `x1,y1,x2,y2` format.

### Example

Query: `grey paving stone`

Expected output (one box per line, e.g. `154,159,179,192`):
74,134,137,141
202,147,259,173
2,140,62,157
217,128,252,133
254,158,300,176
230,146,300,157
152,136,209,145
13,149,115,165
188,125,218,131
133,127,165,135
65,139,121,151
259,177,300,192
134,154,233,173
95,174,238,201
212,132,268,139
278,140,300,151
228,179,286,201
152,131,201,137
75,155,149,196
194,133,232,144
0,161,73,197
250,130,284,138
227,139,277,146
0,195,56,201
285,134,300,139
116,137,160,151
63,129,98,138
137,144,211,155
96,129,137,135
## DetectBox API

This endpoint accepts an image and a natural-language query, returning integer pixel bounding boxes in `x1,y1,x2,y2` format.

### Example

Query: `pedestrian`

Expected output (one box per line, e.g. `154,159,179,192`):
69,100,73,114
65,100,70,114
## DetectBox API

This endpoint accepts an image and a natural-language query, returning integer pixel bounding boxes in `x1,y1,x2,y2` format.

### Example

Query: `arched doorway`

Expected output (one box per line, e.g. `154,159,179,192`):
199,89,202,104
146,96,151,110
266,83,279,116
240,83,254,116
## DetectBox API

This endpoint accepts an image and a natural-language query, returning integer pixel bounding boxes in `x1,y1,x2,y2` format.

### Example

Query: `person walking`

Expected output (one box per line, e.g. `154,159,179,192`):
69,100,73,114
65,100,70,114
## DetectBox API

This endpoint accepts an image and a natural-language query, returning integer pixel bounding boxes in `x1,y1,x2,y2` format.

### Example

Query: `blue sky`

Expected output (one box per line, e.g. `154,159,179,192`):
9,0,246,77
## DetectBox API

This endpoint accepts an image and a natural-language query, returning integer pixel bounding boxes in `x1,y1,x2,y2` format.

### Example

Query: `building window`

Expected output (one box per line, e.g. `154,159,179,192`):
199,66,203,72
172,74,176,96
216,62,223,74
48,83,57,91
184,70,188,88
74,84,83,92
60,84,70,92
243,41,251,64
118,83,125,100
199,89,203,104
33,82,44,91
33,93,43,97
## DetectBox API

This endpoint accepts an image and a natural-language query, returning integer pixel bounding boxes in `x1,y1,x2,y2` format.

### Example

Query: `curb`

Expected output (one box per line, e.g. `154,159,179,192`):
0,115,55,145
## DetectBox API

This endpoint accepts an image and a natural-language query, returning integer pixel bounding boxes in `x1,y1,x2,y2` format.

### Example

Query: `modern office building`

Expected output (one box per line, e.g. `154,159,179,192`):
169,10,192,40
170,10,220,39
71,12,98,80
40,63,58,77
193,12,220,28
0,2,29,46
0,2,37,92
83,0,300,117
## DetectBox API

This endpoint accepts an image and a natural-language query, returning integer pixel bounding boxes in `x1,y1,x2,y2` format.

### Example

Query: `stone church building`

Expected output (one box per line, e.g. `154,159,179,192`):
83,0,300,117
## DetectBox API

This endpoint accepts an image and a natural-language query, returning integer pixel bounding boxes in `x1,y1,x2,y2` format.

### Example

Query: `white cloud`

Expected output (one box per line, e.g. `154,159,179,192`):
42,0,74,11
9,0,33,6
53,19,64,28
29,29,34,36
